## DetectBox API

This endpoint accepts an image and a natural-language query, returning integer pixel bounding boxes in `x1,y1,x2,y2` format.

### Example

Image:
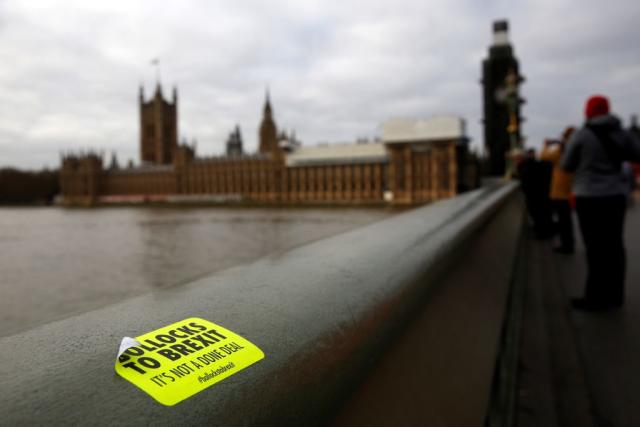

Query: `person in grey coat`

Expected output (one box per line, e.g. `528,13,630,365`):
562,95,640,310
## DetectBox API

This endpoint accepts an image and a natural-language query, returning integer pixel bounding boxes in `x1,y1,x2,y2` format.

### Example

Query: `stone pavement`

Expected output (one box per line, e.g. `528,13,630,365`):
517,201,640,427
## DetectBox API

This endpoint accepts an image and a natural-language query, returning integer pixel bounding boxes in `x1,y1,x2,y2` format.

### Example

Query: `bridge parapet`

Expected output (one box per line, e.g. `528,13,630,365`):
0,180,522,425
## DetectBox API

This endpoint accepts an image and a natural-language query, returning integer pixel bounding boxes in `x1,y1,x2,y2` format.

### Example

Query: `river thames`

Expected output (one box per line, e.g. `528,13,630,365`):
0,206,395,337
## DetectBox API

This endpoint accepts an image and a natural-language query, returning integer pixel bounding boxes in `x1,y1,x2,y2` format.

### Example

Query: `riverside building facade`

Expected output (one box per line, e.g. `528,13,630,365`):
60,84,479,206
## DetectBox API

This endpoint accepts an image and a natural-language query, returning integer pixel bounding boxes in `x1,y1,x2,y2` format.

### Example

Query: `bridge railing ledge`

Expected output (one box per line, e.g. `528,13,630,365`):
0,180,522,425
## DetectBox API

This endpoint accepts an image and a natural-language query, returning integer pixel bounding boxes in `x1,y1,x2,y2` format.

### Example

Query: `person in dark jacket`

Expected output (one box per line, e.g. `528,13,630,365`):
562,95,640,310
519,149,554,239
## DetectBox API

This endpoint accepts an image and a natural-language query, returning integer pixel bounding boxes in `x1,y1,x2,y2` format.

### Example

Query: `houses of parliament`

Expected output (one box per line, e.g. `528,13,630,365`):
59,83,479,206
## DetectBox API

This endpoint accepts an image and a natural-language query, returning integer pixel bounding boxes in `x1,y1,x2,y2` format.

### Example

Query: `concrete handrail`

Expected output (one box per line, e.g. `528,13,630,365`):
0,181,519,426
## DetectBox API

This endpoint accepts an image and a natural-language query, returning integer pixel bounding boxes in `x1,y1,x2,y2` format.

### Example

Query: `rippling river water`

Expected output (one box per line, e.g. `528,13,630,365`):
0,206,394,337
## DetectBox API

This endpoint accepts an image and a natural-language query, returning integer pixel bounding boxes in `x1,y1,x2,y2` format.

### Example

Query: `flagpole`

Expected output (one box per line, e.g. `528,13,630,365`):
151,58,161,84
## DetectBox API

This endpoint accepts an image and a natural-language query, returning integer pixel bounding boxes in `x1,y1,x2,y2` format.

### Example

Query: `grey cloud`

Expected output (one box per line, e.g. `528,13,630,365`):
0,0,639,169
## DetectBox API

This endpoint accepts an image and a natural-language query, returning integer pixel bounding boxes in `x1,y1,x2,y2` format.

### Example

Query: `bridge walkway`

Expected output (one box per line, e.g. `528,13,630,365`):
517,201,640,427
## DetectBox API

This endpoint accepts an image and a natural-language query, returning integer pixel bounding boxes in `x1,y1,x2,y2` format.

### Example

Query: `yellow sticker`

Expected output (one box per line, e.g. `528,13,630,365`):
115,317,264,406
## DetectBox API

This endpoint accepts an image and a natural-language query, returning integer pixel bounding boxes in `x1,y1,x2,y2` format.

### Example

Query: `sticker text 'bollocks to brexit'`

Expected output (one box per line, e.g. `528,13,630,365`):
114,317,264,406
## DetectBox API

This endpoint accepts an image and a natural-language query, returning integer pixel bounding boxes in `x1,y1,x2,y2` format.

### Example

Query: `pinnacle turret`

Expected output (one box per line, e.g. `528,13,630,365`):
264,89,272,118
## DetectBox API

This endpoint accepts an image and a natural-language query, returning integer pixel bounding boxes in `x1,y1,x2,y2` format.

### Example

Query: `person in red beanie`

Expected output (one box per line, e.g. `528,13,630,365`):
585,95,610,119
562,95,640,310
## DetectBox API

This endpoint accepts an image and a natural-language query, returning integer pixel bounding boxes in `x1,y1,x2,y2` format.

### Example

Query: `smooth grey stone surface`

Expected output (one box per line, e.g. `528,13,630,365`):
0,182,517,426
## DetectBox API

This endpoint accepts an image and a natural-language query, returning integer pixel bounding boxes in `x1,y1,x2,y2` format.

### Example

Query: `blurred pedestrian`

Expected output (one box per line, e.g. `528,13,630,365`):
562,95,640,310
541,128,575,253
519,148,554,238
622,161,636,206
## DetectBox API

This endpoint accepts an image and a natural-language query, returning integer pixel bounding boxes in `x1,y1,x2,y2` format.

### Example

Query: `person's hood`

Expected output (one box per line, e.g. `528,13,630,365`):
587,114,622,131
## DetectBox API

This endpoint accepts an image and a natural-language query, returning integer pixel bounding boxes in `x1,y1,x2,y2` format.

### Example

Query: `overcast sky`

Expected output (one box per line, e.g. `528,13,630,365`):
0,0,638,170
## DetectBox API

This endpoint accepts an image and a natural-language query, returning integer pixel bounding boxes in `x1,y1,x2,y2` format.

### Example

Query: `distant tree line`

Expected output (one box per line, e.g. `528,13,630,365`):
0,168,59,205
